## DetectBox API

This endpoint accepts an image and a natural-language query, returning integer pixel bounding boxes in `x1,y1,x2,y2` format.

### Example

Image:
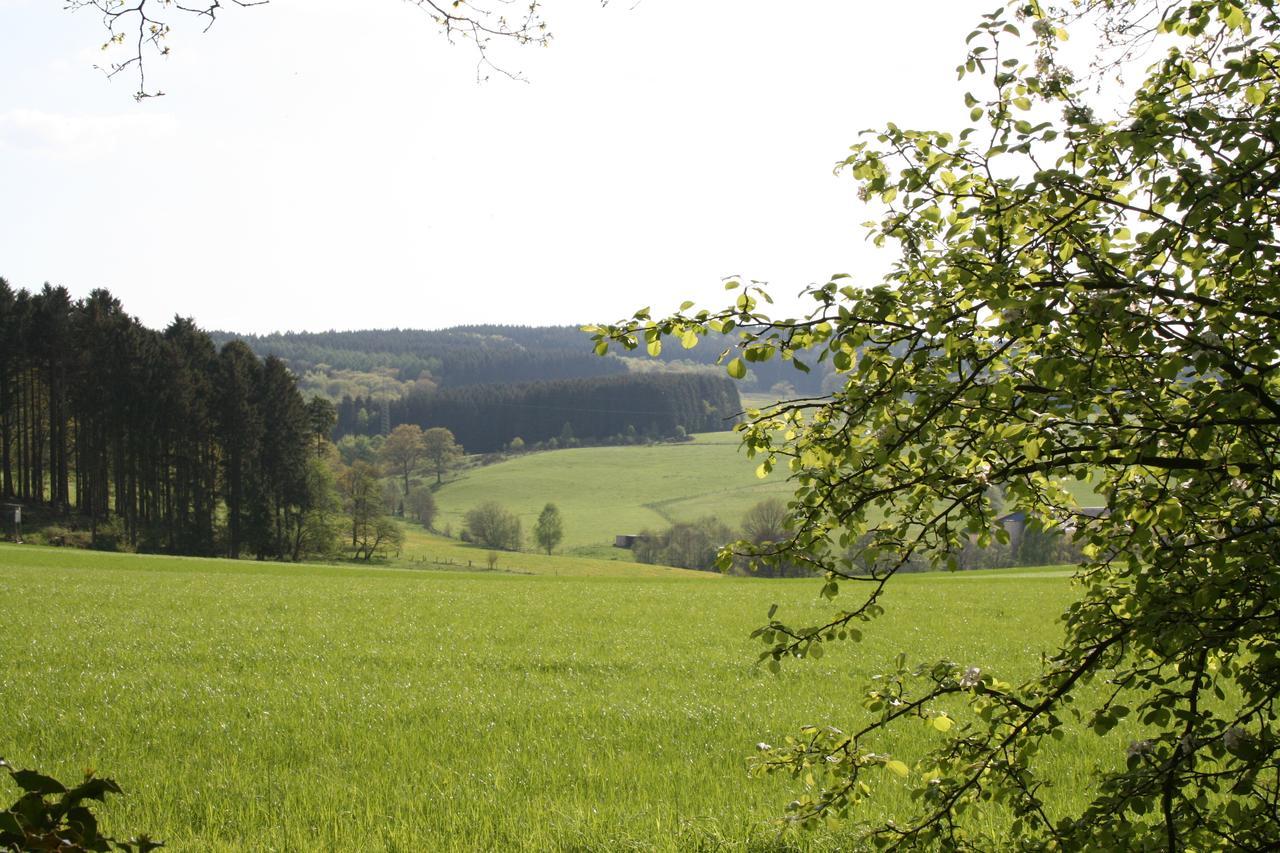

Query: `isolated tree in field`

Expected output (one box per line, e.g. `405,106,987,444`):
463,501,521,551
422,427,462,485
407,485,438,529
533,503,564,555
380,423,427,497
590,0,1280,846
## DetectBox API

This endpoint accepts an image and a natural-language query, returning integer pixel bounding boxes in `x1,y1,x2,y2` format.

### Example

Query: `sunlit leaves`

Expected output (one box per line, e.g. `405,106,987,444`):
590,0,1280,846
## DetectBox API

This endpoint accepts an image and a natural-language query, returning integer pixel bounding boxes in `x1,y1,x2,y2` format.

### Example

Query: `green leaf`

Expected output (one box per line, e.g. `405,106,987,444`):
885,760,909,778
726,358,747,379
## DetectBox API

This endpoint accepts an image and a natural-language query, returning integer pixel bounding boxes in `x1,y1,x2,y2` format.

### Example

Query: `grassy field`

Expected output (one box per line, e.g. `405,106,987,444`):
0,544,1137,851
435,430,1102,561
437,432,796,559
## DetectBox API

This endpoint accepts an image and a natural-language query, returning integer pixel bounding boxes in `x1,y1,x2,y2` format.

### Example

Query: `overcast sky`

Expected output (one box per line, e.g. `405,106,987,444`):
1,0,995,334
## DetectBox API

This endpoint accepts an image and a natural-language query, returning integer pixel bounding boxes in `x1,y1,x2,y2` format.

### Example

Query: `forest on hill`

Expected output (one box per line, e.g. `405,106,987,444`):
215,325,755,451
373,372,741,453
214,324,836,402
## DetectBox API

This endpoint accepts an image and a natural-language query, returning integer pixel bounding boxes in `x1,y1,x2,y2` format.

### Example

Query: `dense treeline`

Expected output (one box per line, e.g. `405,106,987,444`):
0,279,324,557
212,326,629,393
338,373,742,452
218,324,836,398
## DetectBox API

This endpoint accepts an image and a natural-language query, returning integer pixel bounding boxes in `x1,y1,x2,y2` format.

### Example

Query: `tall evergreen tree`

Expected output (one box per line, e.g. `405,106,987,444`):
215,341,263,559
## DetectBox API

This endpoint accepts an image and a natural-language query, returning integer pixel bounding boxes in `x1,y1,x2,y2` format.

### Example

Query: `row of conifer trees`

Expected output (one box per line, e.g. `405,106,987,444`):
0,279,332,558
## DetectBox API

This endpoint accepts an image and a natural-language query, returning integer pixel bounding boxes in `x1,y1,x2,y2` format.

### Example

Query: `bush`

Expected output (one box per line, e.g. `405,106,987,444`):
33,526,92,549
463,502,522,551
91,519,129,553
633,517,732,572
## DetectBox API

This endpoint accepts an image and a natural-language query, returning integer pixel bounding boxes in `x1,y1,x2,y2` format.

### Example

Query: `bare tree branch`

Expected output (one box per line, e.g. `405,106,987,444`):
64,0,565,99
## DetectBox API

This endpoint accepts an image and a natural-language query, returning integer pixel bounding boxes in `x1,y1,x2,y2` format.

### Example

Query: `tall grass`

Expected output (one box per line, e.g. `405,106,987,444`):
0,544,1141,850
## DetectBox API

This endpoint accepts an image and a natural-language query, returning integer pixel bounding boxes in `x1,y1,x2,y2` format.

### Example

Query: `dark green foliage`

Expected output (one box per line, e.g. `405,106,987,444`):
305,396,337,447
210,325,628,391
0,284,319,561
0,758,160,852
736,499,813,577
376,373,741,453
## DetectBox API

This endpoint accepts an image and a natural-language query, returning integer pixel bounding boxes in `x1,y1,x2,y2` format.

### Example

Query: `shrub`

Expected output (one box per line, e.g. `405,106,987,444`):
463,502,522,551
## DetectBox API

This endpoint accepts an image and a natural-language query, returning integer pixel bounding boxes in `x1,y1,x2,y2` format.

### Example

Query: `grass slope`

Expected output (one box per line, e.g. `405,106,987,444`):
0,544,1134,851
437,432,794,558
435,431,1103,559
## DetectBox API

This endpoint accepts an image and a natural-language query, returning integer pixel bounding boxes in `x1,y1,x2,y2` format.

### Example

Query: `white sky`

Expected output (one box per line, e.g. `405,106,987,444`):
1,0,996,334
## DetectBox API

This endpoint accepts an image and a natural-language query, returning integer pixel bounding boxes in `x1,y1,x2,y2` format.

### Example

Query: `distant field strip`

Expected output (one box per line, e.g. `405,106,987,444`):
437,432,795,556
0,545,1136,851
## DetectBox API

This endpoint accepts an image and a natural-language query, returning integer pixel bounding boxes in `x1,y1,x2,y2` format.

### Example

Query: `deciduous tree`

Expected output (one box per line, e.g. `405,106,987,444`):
406,485,437,529
380,423,427,498
337,460,401,560
591,0,1280,846
533,502,563,555
422,426,462,485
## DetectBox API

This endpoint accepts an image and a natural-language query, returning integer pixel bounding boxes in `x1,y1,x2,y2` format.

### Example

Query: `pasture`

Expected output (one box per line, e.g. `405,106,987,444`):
0,544,1129,851
437,432,795,558
435,430,1102,561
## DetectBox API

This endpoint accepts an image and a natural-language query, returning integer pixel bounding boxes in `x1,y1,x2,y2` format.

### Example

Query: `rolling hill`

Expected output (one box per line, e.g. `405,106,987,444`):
434,431,794,558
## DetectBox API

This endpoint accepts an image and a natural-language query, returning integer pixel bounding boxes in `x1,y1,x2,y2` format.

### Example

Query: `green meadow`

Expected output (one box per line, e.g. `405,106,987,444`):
436,432,803,559
434,430,1101,561
0,544,1133,851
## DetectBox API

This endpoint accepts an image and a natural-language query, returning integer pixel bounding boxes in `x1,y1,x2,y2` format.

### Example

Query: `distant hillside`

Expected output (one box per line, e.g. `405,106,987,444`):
345,372,742,452
432,431,796,558
209,326,628,399
212,324,834,400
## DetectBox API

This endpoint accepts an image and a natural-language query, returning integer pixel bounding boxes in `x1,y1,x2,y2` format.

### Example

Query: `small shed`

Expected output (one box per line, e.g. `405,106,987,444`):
614,534,640,549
